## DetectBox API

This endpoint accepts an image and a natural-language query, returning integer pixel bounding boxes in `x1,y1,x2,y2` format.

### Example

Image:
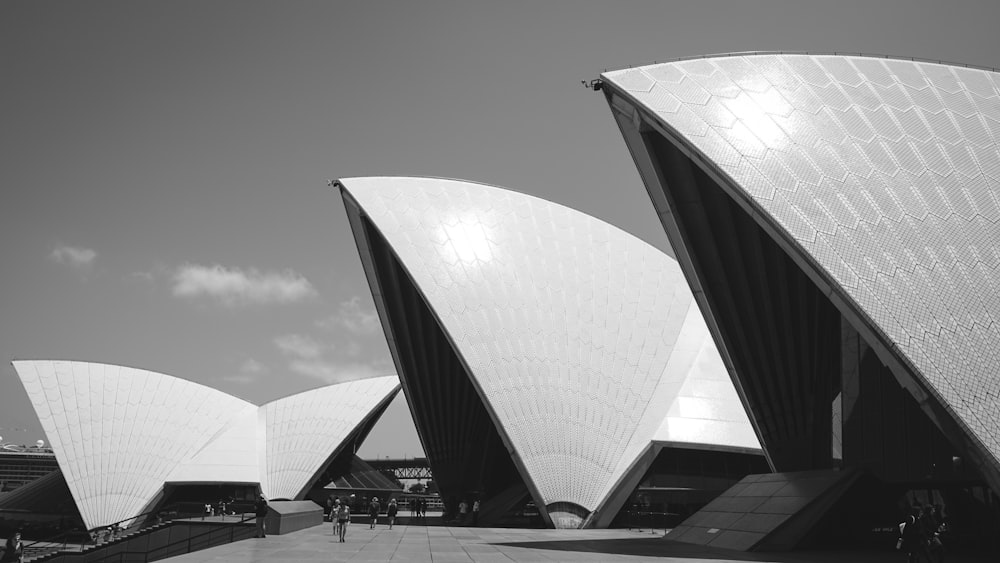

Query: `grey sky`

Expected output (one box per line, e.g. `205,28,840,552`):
2,0,998,459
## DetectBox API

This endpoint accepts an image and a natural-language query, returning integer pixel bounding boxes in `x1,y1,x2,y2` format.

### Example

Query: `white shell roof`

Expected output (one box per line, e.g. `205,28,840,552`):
340,176,759,515
11,360,399,529
262,377,400,500
602,54,1000,469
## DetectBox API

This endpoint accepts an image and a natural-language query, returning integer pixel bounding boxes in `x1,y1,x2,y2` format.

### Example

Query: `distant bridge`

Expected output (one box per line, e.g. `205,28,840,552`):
364,457,432,480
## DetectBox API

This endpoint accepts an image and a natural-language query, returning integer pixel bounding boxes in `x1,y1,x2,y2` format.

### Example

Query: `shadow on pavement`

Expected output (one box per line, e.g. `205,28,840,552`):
492,537,990,562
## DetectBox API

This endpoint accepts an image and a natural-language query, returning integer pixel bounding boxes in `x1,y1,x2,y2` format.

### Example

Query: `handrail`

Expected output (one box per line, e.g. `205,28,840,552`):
24,513,256,563
20,502,205,556
599,50,1000,75
104,513,256,563
21,526,90,553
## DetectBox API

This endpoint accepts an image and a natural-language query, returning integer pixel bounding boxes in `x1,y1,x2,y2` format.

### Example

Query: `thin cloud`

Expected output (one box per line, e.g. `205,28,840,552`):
240,358,267,374
317,296,380,335
51,245,97,268
289,359,391,384
222,374,257,385
274,334,323,359
222,358,268,385
172,264,316,306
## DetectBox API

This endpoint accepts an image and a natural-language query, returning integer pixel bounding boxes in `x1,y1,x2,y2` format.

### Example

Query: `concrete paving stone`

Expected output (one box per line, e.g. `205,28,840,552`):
157,522,996,563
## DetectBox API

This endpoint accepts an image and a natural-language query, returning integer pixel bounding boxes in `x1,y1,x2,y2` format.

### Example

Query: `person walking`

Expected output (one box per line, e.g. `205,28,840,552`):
331,498,341,535
921,504,944,563
253,494,268,538
1,531,23,563
369,496,381,529
336,499,351,542
387,498,398,529
900,505,927,563
472,499,480,526
458,499,469,524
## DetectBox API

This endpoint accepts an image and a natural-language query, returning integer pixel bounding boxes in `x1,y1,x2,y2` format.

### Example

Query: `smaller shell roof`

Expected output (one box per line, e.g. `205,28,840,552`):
602,53,1000,475
11,360,399,529
340,176,759,515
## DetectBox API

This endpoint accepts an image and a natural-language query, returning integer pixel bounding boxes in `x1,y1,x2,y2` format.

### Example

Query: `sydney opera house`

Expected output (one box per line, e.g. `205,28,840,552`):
8,360,400,531
338,176,764,528
8,49,1000,554
601,53,1000,549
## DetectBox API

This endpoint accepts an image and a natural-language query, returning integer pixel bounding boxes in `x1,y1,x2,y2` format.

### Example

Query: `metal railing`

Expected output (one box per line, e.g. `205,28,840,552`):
20,504,209,562
101,513,256,563
25,513,255,563
625,510,676,535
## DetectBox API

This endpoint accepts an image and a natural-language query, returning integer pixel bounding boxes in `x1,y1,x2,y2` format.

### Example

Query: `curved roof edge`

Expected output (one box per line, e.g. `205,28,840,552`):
600,53,1000,493
339,175,759,528
601,50,1000,74
336,175,672,255
11,359,401,528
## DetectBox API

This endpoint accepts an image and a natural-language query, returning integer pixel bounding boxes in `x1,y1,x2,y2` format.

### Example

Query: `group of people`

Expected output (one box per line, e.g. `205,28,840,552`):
324,495,401,542
449,498,480,526
366,497,399,529
410,497,429,519
461,499,480,526
898,504,946,563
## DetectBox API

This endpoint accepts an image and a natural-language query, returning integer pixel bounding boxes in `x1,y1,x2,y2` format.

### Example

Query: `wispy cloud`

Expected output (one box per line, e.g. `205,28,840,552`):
51,245,97,268
223,358,268,384
172,264,316,306
222,374,257,384
274,334,323,359
240,358,267,374
317,296,380,335
288,359,391,384
274,330,390,384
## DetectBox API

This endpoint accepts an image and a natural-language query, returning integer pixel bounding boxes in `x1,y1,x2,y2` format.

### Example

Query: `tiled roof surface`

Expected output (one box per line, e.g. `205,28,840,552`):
604,54,1000,465
263,377,399,499
12,360,399,529
340,177,758,514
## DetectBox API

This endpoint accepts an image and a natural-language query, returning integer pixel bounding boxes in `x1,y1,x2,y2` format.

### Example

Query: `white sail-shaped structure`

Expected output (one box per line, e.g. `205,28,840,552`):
601,54,1000,548
12,360,399,530
339,176,759,528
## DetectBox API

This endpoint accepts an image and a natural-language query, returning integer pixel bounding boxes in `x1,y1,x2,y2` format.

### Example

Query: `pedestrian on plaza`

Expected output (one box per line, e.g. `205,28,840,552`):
458,499,469,524
472,499,480,526
387,498,398,529
331,498,341,535
922,504,944,563
369,496,381,529
899,505,927,563
1,530,23,563
336,498,351,542
254,494,268,538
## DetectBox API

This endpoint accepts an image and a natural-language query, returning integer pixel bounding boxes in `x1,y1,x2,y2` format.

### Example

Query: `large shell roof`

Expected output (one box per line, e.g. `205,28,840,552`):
340,176,758,514
12,360,399,529
603,54,1000,465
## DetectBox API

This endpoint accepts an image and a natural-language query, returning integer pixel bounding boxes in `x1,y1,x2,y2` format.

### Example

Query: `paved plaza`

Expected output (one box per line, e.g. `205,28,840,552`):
159,523,990,563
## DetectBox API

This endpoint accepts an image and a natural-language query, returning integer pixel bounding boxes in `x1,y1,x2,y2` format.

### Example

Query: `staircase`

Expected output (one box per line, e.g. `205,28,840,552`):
24,516,254,563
